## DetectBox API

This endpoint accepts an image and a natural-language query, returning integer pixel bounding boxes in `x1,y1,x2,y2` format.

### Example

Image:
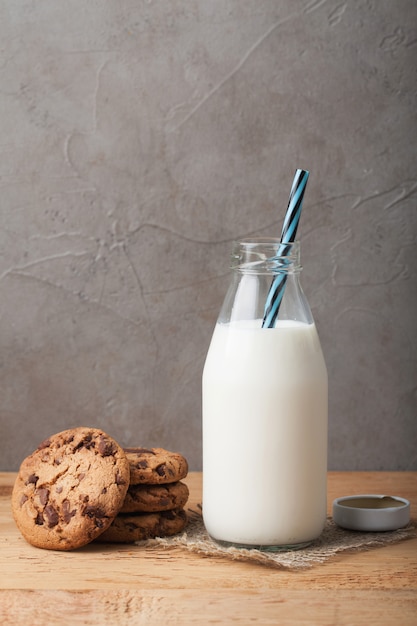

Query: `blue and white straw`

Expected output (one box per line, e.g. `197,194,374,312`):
262,169,309,328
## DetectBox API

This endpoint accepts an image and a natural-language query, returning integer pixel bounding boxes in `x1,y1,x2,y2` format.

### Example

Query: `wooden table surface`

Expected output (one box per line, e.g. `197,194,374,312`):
0,471,416,625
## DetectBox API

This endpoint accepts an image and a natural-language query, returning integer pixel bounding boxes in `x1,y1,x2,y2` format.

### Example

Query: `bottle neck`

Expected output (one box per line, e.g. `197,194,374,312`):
231,239,302,276
218,239,313,326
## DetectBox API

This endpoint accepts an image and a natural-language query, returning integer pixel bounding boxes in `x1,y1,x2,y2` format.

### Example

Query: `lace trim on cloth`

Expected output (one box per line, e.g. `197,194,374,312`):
140,506,416,569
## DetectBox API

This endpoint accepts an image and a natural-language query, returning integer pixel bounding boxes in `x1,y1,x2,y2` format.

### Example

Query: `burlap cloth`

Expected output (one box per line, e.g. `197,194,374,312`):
142,505,415,569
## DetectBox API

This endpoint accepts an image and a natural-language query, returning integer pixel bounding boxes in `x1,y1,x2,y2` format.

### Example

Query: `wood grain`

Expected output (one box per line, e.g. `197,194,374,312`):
1,472,416,625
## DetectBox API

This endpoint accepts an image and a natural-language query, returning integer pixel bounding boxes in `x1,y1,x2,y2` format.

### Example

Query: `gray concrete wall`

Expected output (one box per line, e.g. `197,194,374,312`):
1,0,416,471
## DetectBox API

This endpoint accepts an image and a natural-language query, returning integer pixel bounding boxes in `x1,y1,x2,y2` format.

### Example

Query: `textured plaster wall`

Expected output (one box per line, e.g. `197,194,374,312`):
0,0,416,471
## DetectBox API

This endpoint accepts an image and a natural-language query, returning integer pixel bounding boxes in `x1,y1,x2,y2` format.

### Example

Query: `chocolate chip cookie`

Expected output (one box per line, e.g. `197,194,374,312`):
120,480,189,514
96,508,188,543
124,447,188,485
12,427,130,550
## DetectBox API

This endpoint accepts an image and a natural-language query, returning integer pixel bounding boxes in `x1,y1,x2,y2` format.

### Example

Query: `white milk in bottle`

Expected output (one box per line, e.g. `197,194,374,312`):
202,240,328,549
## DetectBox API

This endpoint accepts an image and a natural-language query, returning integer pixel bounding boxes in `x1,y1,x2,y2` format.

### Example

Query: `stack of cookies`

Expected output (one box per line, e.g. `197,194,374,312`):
11,428,189,550
96,447,189,543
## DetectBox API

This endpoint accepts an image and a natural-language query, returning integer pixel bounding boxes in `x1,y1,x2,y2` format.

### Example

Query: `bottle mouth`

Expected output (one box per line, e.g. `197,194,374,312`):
231,238,302,273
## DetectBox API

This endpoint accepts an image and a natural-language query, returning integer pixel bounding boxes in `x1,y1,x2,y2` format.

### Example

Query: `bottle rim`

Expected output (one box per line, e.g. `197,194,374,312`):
231,238,302,274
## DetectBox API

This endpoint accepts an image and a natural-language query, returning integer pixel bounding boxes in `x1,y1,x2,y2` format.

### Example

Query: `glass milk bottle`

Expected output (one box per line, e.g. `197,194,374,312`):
202,239,328,550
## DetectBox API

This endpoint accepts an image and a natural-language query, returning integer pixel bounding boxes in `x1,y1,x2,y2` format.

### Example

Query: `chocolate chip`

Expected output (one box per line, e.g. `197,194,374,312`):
82,505,107,528
62,500,76,524
136,460,148,469
26,474,38,485
35,512,44,525
37,488,50,506
97,436,115,457
44,505,59,527
56,485,63,494
73,434,94,452
77,472,86,482
156,463,167,477
37,438,51,450
115,471,126,485
83,505,101,517
20,494,28,506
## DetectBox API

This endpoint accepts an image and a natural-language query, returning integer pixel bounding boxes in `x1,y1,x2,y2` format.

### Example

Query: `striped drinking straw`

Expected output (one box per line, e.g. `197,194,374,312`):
262,169,309,328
